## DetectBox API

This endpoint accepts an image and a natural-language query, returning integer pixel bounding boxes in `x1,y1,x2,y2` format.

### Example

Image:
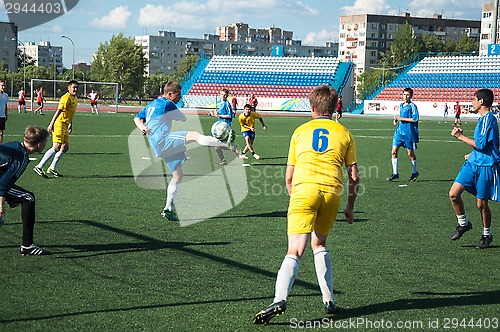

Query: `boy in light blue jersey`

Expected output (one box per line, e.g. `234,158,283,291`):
449,89,499,249
210,88,241,165
134,82,234,221
387,87,420,182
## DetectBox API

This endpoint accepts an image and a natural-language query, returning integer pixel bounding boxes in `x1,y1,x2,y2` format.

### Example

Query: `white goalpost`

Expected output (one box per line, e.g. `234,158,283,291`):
29,79,120,113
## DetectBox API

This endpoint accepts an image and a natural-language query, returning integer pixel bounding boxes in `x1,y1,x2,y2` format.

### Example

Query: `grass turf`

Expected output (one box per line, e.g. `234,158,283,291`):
0,111,498,331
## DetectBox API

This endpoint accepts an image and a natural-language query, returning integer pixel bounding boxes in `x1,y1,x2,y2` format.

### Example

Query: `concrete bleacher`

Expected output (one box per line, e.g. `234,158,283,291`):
365,55,500,116
182,55,354,111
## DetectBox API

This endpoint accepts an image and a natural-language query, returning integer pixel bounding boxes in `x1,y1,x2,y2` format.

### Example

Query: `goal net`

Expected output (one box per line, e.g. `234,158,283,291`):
29,79,119,113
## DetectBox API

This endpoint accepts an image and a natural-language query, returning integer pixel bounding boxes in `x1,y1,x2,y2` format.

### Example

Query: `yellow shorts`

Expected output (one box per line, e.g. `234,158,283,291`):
52,124,69,144
287,184,341,236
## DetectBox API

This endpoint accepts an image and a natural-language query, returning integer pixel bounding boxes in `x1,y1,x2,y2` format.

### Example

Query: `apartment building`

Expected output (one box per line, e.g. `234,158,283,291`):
0,21,18,72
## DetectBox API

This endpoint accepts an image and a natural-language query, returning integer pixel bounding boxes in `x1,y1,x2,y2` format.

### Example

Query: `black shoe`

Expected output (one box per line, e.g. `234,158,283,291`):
20,244,51,255
386,173,399,181
33,166,48,178
477,234,493,249
161,205,179,221
48,168,63,177
253,300,286,325
450,222,472,240
216,160,227,166
324,301,338,314
409,171,419,182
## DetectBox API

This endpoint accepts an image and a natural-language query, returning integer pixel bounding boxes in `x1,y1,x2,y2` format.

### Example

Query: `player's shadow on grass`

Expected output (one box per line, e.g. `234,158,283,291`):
272,289,500,326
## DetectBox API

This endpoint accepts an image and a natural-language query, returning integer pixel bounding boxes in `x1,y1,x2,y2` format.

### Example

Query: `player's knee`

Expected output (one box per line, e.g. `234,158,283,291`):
476,200,488,211
449,190,460,202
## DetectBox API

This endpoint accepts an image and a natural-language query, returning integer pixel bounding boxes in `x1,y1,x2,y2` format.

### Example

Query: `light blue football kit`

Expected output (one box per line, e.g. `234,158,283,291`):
135,97,187,172
218,100,233,125
392,102,419,150
455,111,500,201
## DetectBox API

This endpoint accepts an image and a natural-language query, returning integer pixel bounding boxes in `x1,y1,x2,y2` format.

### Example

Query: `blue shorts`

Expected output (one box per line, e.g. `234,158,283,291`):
158,131,187,173
455,161,500,201
392,136,417,150
242,131,255,140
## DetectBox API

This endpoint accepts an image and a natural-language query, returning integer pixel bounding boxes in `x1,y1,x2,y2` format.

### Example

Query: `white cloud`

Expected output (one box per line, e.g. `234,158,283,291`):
137,4,206,30
342,0,397,16
91,6,132,29
50,25,63,33
303,29,337,46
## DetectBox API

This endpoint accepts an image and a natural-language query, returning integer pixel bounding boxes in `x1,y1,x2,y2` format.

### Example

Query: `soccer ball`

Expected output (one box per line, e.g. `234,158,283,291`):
211,121,231,140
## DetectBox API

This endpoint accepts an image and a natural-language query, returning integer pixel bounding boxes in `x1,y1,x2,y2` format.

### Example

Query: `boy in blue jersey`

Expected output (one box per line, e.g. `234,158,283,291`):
0,125,50,255
387,88,420,182
449,89,499,249
134,82,235,221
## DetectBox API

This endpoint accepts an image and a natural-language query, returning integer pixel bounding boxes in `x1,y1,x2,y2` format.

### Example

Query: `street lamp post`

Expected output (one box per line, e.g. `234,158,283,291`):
13,39,26,92
61,35,75,79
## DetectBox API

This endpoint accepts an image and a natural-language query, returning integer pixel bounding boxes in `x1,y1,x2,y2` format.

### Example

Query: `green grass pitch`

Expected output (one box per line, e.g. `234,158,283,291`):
0,110,498,331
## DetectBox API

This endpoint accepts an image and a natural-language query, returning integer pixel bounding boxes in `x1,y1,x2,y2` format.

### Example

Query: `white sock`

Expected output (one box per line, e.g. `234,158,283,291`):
49,151,64,170
411,159,418,173
313,247,335,304
197,135,226,147
37,148,56,168
391,158,398,174
165,178,180,211
273,254,300,303
457,214,469,227
483,227,491,236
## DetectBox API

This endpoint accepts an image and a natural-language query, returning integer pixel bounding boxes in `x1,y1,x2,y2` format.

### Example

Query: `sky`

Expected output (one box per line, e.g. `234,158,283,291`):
0,0,485,68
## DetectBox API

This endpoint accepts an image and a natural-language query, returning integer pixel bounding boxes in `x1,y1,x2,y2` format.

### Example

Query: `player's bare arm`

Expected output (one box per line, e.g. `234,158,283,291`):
344,163,359,224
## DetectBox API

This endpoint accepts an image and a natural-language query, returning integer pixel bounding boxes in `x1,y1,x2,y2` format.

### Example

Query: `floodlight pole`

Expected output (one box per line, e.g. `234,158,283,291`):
61,35,75,79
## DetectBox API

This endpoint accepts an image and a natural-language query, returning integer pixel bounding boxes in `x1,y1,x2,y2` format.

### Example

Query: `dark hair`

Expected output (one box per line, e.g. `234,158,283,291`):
403,87,414,97
24,125,49,145
163,81,181,94
243,104,252,110
68,80,79,86
475,89,494,108
309,85,338,116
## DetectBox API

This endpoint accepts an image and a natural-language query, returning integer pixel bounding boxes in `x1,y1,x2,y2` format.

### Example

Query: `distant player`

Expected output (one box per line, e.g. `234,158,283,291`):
134,82,237,221
249,94,258,110
449,89,498,249
0,80,8,144
335,95,343,122
34,87,45,115
238,104,267,160
454,101,462,126
87,89,99,115
253,85,359,325
33,80,79,178
18,87,26,113
0,125,50,255
387,87,419,182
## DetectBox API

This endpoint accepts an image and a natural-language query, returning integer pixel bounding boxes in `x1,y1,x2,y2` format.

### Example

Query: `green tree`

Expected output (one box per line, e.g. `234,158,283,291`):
456,35,479,54
420,33,444,53
144,72,169,99
389,23,420,66
90,33,147,99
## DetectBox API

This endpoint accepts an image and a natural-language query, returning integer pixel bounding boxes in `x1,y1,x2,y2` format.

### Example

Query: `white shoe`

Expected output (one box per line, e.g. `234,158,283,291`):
253,153,261,160
239,154,249,159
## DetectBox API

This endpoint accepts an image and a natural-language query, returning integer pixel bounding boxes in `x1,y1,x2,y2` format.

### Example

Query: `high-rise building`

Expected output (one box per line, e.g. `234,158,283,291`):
480,1,500,56
18,41,63,73
339,13,480,80
136,23,338,76
0,21,18,72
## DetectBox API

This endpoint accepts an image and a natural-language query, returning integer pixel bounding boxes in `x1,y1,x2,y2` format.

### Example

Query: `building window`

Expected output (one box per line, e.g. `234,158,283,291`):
371,41,378,47
371,50,377,56
371,23,378,29
371,33,377,38
359,41,365,46
381,24,386,29
484,12,492,18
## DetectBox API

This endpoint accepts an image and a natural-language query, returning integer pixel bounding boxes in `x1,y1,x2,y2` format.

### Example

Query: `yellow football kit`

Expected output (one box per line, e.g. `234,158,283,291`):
238,112,261,132
287,118,357,235
53,92,78,143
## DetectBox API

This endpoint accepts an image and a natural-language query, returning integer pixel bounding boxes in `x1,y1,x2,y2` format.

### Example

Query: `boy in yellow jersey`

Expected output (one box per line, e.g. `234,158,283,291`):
33,80,79,178
238,104,267,160
254,85,360,325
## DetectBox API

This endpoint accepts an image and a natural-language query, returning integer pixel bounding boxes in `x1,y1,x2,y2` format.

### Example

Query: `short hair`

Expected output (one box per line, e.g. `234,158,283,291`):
220,88,229,94
164,81,181,94
243,104,252,110
24,125,49,145
68,80,79,86
403,87,414,97
0,80,6,84
475,89,494,107
308,85,338,116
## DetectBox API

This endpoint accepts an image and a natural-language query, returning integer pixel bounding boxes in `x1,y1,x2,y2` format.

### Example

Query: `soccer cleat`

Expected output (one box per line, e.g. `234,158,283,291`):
253,300,286,325
477,234,493,249
48,169,63,177
409,171,419,182
216,160,228,166
253,153,261,160
33,166,48,178
239,154,249,160
450,222,472,240
226,129,236,149
324,301,338,315
161,205,179,221
386,173,399,181
20,244,50,256
231,143,241,157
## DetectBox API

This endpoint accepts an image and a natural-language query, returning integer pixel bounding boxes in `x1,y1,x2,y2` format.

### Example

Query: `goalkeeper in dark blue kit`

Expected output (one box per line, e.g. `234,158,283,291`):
0,125,49,255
